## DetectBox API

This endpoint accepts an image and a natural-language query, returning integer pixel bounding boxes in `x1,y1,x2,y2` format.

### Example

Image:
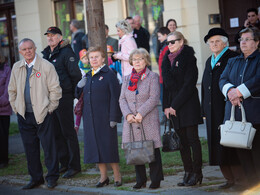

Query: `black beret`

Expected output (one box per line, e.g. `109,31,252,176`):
204,28,229,43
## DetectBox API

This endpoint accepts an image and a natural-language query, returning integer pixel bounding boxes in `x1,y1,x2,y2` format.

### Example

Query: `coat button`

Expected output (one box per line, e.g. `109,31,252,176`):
208,86,211,90
88,91,90,94
92,81,94,83
133,102,136,104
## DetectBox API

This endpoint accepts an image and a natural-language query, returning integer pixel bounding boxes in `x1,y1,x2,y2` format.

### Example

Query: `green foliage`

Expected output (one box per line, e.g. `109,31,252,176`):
9,122,19,136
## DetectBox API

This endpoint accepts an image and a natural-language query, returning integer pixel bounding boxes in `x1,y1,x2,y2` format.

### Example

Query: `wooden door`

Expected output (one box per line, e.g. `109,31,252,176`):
219,0,260,48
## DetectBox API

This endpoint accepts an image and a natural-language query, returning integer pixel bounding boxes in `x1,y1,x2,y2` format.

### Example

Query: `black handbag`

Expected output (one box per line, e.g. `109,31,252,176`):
162,118,181,152
123,123,155,165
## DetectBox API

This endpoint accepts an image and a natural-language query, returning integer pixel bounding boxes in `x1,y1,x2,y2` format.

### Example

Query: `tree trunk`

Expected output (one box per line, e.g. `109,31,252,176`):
85,0,107,63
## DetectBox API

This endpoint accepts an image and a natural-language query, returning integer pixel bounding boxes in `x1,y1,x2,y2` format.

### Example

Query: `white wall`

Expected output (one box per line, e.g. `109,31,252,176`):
163,0,220,83
15,0,54,56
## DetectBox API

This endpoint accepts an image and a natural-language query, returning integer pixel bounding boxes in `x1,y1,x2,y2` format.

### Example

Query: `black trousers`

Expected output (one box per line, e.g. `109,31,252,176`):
18,112,59,182
0,115,10,164
236,124,260,186
175,125,202,174
135,148,164,183
53,94,81,170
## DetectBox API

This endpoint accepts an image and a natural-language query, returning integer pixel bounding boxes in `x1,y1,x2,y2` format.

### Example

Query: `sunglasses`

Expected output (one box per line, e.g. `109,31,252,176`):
166,39,181,45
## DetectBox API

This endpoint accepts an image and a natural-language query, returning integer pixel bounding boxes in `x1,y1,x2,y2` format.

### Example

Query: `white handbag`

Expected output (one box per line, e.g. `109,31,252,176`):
220,104,256,149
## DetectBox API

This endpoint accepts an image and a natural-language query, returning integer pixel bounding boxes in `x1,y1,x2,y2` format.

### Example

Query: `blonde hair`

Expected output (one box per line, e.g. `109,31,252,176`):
129,48,151,66
167,31,188,45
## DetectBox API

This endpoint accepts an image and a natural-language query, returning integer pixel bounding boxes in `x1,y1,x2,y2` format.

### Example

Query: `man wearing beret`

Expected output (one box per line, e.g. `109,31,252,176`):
42,27,82,178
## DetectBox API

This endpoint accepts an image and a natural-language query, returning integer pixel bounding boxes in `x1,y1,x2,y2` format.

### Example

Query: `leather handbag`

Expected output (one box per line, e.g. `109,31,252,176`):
122,123,155,165
220,104,256,149
162,118,181,152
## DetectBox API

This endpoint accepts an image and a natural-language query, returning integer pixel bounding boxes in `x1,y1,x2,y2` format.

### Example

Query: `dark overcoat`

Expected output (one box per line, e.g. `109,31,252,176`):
162,45,202,129
201,49,239,165
76,65,122,163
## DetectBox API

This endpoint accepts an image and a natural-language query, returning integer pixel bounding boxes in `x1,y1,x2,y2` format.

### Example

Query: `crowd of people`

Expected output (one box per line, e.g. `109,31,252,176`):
0,9,259,192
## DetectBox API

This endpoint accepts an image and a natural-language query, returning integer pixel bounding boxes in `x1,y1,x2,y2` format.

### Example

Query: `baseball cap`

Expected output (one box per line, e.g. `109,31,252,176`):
79,49,88,59
44,26,62,35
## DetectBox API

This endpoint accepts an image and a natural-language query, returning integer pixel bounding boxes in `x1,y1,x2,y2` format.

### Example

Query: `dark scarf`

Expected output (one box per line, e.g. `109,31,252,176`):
128,67,147,91
168,45,184,65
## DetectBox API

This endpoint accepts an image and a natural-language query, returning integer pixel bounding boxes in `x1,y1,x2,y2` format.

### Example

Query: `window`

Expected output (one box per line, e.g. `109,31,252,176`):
54,0,85,39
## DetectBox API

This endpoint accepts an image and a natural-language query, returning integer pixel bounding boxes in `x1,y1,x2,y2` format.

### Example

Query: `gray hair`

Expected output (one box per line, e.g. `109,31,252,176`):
206,35,229,47
116,20,132,34
129,48,151,66
18,38,36,49
70,19,81,29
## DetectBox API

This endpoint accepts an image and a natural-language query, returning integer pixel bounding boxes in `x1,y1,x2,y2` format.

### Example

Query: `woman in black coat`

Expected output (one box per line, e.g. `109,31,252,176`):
202,28,245,189
76,46,122,187
162,31,203,186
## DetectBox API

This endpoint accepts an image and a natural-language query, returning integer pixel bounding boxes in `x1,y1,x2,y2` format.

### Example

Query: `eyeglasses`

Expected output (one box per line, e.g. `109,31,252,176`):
238,38,255,42
166,39,181,45
132,58,144,62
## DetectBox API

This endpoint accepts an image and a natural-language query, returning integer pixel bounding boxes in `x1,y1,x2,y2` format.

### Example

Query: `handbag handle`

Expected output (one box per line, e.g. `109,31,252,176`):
230,104,247,123
129,122,147,142
163,117,175,134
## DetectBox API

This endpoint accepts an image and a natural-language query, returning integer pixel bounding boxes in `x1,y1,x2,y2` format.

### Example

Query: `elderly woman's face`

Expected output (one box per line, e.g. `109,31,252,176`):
240,32,259,56
167,35,183,53
117,27,125,38
208,35,226,56
88,51,105,70
132,54,146,73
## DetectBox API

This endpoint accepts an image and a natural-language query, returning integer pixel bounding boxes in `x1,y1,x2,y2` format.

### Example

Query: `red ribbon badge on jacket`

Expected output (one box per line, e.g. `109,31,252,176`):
36,72,41,78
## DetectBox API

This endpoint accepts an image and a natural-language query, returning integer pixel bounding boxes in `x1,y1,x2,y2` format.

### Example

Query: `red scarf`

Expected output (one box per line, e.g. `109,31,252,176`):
128,67,147,91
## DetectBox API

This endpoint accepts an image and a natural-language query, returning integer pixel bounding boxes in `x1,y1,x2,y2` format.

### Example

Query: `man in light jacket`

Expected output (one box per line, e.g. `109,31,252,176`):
8,38,62,190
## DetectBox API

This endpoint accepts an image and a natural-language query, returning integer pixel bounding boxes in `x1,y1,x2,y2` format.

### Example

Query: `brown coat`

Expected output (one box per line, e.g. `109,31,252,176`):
119,68,162,148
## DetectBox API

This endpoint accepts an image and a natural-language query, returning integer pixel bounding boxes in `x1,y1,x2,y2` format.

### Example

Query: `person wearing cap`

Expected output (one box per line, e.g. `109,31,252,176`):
202,28,246,190
8,38,62,189
42,26,82,179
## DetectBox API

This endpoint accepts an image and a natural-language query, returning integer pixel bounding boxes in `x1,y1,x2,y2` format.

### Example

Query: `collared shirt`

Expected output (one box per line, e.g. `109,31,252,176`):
92,64,106,76
25,54,37,68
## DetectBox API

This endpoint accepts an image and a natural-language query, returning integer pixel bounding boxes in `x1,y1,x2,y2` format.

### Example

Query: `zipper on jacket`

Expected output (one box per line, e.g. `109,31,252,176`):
241,58,248,84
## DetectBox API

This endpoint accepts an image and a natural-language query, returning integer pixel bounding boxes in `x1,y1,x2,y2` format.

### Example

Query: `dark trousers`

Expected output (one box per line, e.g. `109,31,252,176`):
17,112,59,182
235,124,260,186
53,94,81,170
135,148,164,183
0,115,10,164
175,125,202,174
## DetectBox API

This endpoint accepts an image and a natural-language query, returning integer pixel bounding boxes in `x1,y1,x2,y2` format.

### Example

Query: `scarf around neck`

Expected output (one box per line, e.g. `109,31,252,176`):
128,67,147,91
211,46,228,69
168,45,184,65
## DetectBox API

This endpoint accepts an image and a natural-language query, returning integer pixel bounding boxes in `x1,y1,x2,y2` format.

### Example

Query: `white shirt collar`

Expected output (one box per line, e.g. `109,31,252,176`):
92,64,106,75
26,54,37,68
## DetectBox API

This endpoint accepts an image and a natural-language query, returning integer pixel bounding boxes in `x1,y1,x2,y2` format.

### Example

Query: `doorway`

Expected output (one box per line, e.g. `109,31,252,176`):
0,2,18,67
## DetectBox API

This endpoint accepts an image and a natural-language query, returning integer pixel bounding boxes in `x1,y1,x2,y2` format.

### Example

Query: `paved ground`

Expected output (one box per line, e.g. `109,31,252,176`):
5,105,260,194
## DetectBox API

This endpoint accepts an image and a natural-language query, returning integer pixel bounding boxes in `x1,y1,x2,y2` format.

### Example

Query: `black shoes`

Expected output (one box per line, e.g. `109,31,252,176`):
149,181,160,189
96,177,109,187
185,173,203,186
133,182,146,189
177,172,191,186
114,181,122,187
62,169,80,178
47,180,57,189
59,166,68,173
218,182,234,189
22,178,44,190
0,163,8,169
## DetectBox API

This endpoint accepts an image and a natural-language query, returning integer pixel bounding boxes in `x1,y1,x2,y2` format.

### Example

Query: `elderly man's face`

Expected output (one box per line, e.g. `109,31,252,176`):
46,33,62,50
19,41,36,63
208,35,226,56
133,16,141,28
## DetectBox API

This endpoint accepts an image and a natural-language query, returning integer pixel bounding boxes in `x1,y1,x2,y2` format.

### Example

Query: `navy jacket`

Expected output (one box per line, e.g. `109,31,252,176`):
42,40,82,95
219,49,260,124
76,65,122,163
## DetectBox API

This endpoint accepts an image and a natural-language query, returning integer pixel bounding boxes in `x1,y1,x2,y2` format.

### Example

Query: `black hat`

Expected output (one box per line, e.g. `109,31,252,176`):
44,26,62,35
204,28,229,43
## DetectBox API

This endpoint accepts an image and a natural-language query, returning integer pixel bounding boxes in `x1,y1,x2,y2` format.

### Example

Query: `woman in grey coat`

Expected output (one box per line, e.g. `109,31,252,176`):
119,48,163,189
